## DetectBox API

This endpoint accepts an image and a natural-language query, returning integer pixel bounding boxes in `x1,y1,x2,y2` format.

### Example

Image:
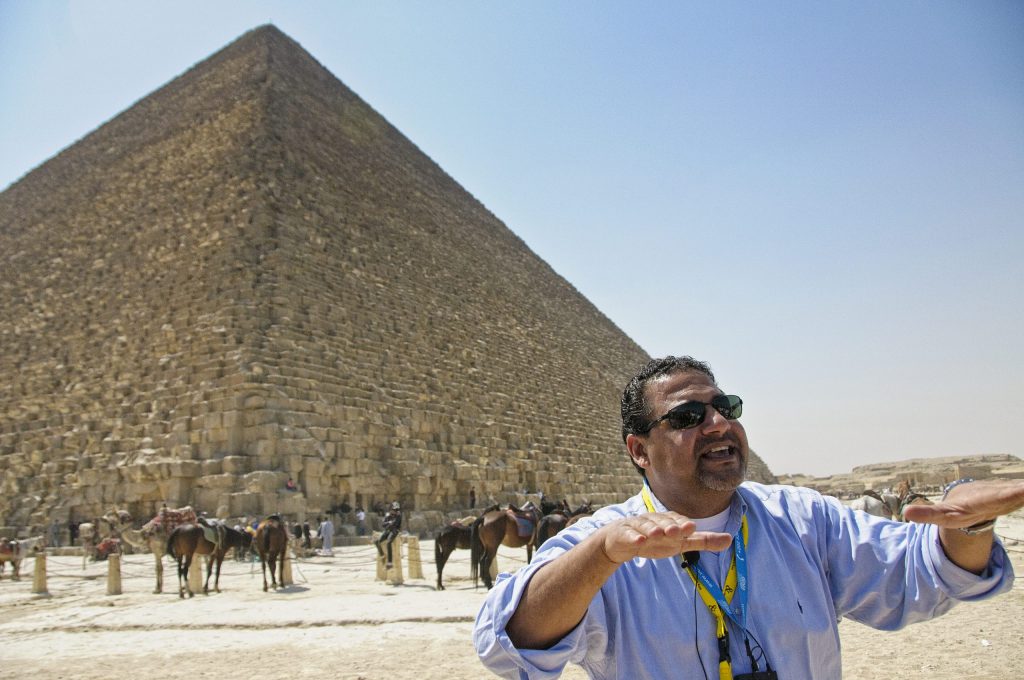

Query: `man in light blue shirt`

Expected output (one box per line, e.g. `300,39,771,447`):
474,356,1021,679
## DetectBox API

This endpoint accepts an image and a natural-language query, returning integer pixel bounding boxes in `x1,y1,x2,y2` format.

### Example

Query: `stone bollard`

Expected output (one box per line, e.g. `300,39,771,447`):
32,553,48,595
281,550,294,586
106,554,122,595
188,555,203,593
375,534,404,585
404,536,424,579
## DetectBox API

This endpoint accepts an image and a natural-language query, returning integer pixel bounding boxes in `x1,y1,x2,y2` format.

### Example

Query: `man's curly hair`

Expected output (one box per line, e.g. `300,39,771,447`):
620,356,716,473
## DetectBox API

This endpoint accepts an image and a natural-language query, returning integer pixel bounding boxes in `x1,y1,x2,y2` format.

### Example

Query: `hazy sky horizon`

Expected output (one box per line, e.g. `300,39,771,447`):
2,2,1021,477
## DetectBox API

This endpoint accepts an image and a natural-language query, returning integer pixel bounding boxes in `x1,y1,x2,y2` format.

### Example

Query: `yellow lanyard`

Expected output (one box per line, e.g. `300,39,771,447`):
641,486,750,680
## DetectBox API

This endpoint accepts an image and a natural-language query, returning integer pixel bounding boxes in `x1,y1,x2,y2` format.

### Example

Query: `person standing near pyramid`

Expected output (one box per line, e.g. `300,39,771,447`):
355,507,367,537
475,355,1022,679
318,515,334,555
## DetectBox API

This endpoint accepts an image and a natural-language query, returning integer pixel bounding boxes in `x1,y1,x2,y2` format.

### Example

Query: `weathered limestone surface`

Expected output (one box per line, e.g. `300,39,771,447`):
0,26,775,537
778,453,1022,497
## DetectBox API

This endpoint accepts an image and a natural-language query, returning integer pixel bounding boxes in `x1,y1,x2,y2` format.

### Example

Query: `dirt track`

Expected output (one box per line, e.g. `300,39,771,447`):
2,515,1022,679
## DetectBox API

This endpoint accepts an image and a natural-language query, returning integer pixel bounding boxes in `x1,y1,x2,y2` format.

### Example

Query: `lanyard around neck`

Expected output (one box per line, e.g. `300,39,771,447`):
640,483,750,680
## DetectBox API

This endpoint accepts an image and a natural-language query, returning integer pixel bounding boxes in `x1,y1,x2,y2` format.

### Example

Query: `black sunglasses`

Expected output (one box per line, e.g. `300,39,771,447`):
641,394,743,433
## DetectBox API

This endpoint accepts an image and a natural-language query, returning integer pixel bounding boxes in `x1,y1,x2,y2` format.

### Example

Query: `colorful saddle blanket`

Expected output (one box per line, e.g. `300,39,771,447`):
156,506,197,532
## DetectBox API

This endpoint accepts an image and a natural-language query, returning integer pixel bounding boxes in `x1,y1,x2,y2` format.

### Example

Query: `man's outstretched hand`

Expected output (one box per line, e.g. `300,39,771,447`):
903,480,1024,529
599,512,733,565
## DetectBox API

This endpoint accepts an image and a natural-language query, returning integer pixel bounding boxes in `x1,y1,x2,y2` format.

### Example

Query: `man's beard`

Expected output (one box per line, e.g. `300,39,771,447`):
697,450,747,491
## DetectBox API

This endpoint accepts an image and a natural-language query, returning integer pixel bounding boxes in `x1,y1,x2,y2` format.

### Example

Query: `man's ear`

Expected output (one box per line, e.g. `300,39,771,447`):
625,434,650,470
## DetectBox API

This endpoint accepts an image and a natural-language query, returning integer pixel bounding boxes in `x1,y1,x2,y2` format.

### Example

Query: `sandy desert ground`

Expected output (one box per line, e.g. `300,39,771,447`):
2,510,1022,680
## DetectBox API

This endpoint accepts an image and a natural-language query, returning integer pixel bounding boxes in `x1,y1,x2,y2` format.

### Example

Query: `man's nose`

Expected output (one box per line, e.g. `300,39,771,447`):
701,406,731,434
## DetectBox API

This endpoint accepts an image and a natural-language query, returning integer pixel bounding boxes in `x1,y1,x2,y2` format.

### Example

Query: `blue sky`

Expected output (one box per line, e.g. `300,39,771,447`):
2,1,1022,476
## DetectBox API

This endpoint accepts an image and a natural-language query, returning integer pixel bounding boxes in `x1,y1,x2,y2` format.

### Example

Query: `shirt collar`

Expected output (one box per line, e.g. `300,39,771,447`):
641,479,747,535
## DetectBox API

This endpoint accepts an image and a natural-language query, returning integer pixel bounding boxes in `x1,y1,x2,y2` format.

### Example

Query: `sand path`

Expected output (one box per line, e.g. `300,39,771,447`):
2,512,1022,679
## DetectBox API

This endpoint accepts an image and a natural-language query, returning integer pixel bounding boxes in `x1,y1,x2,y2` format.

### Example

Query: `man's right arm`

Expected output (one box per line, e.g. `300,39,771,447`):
506,513,732,649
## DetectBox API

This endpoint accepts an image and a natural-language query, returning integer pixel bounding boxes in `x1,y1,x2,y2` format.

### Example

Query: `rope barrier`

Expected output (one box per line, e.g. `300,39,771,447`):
288,550,309,584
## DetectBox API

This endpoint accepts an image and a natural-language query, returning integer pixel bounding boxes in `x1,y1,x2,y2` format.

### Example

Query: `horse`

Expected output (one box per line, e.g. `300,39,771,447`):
535,502,594,547
470,502,540,589
434,516,476,590
165,523,251,598
540,498,569,516
253,516,289,592
0,536,45,580
121,506,197,594
566,512,593,527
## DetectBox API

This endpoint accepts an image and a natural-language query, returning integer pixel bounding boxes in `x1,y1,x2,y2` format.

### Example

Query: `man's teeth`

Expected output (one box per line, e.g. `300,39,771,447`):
705,446,732,458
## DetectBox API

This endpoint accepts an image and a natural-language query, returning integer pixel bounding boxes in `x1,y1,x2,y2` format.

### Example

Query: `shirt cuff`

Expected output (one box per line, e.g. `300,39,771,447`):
926,524,1015,600
476,556,588,679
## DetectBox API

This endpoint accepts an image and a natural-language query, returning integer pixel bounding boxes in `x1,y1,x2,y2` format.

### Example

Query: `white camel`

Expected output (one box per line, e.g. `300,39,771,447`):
848,490,901,519
0,535,45,580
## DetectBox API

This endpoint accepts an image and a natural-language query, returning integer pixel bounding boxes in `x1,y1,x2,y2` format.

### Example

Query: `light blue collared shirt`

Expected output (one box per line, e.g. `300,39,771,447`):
474,482,1013,679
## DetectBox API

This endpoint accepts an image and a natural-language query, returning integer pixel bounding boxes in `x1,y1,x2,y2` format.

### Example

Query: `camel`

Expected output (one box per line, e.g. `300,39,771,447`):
120,506,197,593
0,536,45,580
895,480,933,519
77,522,97,569
849,490,900,519
74,509,134,567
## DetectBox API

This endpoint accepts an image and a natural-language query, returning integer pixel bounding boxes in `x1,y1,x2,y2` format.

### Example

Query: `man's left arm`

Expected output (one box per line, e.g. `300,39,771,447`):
903,480,1024,574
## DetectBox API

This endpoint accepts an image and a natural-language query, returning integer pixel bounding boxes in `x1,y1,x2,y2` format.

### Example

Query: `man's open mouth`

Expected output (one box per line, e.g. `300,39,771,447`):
701,445,737,462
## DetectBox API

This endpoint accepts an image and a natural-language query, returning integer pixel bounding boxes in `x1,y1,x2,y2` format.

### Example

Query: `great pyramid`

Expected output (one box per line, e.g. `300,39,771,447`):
0,25,774,535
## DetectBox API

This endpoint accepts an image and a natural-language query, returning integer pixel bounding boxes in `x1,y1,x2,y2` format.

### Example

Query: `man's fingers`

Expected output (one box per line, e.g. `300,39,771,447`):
902,501,991,528
603,513,742,563
683,531,733,553
901,504,944,524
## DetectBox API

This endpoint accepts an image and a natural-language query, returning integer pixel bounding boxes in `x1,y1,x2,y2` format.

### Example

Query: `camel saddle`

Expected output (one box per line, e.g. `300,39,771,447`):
96,537,120,559
156,506,198,533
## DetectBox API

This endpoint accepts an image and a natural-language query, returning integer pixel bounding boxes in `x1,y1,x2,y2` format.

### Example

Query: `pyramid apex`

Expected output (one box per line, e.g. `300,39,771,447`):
228,23,299,51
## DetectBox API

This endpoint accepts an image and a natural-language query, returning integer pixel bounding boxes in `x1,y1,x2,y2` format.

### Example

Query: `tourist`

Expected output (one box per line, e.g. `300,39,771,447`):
475,355,1022,679
375,501,403,567
355,506,367,536
48,519,61,547
285,477,298,492
319,515,334,554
